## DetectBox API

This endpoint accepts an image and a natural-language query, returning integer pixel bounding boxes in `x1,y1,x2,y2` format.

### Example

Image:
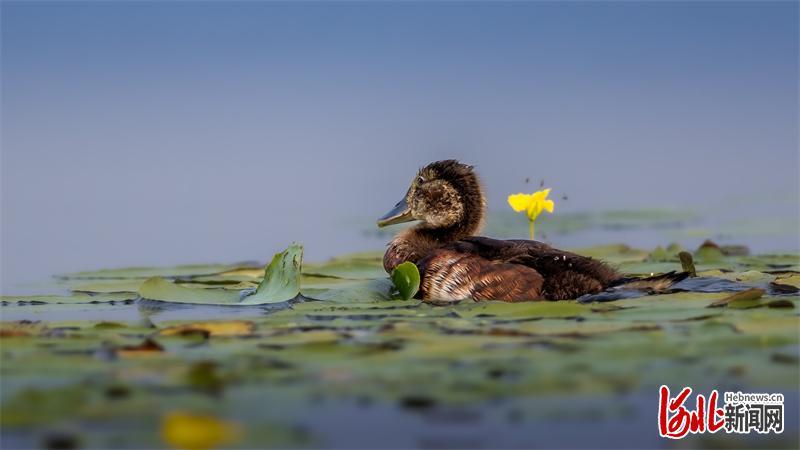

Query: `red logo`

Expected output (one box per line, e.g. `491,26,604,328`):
658,385,725,439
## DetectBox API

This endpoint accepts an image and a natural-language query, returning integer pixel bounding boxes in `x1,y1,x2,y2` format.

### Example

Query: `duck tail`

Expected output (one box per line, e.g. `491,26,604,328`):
610,271,690,293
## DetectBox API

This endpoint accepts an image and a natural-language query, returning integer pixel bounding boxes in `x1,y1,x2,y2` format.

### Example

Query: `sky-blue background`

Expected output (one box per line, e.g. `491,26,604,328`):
2,1,798,292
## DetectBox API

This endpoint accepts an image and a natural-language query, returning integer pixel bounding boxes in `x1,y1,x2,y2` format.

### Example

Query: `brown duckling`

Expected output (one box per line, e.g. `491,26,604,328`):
377,160,686,302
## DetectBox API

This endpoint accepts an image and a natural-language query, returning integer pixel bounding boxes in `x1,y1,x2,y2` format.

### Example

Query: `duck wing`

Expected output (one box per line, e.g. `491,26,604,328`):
417,245,544,302
419,236,621,301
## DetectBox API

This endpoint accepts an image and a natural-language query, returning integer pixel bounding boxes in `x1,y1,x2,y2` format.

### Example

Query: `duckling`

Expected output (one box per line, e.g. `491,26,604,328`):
377,160,685,302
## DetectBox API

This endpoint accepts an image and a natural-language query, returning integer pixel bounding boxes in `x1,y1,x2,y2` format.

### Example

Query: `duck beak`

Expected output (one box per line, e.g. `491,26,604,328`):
377,198,413,227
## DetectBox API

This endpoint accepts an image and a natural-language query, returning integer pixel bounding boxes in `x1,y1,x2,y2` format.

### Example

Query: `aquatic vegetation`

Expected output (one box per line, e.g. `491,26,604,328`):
507,188,555,239
161,411,241,450
0,243,797,448
390,262,420,300
137,244,303,306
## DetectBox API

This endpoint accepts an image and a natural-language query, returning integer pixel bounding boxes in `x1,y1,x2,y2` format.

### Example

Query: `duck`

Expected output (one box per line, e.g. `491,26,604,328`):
377,160,686,302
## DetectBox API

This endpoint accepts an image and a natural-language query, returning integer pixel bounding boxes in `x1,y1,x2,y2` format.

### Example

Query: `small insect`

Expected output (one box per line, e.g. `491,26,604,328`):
539,179,545,188
524,177,530,184
561,195,568,201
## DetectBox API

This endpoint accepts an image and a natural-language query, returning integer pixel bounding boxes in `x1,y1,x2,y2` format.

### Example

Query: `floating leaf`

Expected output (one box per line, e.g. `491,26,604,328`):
305,278,394,302
138,277,243,305
1,292,136,305
158,321,255,337
708,288,765,308
774,274,800,288
455,300,588,318
138,244,303,306
240,243,302,304
695,240,724,262
391,262,420,300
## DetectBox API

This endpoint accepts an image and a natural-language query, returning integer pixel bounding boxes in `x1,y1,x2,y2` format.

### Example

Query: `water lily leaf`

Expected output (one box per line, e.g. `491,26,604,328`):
738,254,800,272
260,329,343,346
137,244,302,306
240,243,302,305
513,320,661,337
1,292,137,305
177,281,259,291
455,300,589,318
732,270,774,282
391,262,420,300
708,288,765,308
138,277,243,305
695,241,724,262
727,298,764,309
158,321,255,337
731,316,799,336
647,246,676,262
188,267,265,283
304,279,394,302
774,274,800,288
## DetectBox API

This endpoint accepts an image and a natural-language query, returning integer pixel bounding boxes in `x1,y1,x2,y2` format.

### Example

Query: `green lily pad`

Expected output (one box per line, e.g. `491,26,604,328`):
138,277,243,305
240,243,302,305
1,292,137,305
308,279,393,303
138,244,303,305
391,262,420,300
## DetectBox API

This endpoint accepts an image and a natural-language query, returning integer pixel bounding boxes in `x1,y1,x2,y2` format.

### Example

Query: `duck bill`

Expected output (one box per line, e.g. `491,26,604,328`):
377,198,413,227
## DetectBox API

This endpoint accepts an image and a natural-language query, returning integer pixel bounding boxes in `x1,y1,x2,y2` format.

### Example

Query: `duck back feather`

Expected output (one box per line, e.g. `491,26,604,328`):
417,237,622,301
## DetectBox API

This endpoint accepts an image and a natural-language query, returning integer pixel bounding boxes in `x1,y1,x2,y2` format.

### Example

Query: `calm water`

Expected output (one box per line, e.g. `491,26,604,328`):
2,1,798,295
2,206,798,296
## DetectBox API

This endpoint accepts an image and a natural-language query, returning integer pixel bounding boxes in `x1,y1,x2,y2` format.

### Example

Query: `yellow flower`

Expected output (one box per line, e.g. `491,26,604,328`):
508,188,555,240
162,411,241,450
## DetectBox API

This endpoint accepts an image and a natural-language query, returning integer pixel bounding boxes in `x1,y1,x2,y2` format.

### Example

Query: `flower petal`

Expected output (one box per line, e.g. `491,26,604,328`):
527,202,542,220
543,199,554,213
507,194,532,213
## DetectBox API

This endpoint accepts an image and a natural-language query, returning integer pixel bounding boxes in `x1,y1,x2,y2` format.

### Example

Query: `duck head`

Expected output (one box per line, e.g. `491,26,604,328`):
377,160,485,236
